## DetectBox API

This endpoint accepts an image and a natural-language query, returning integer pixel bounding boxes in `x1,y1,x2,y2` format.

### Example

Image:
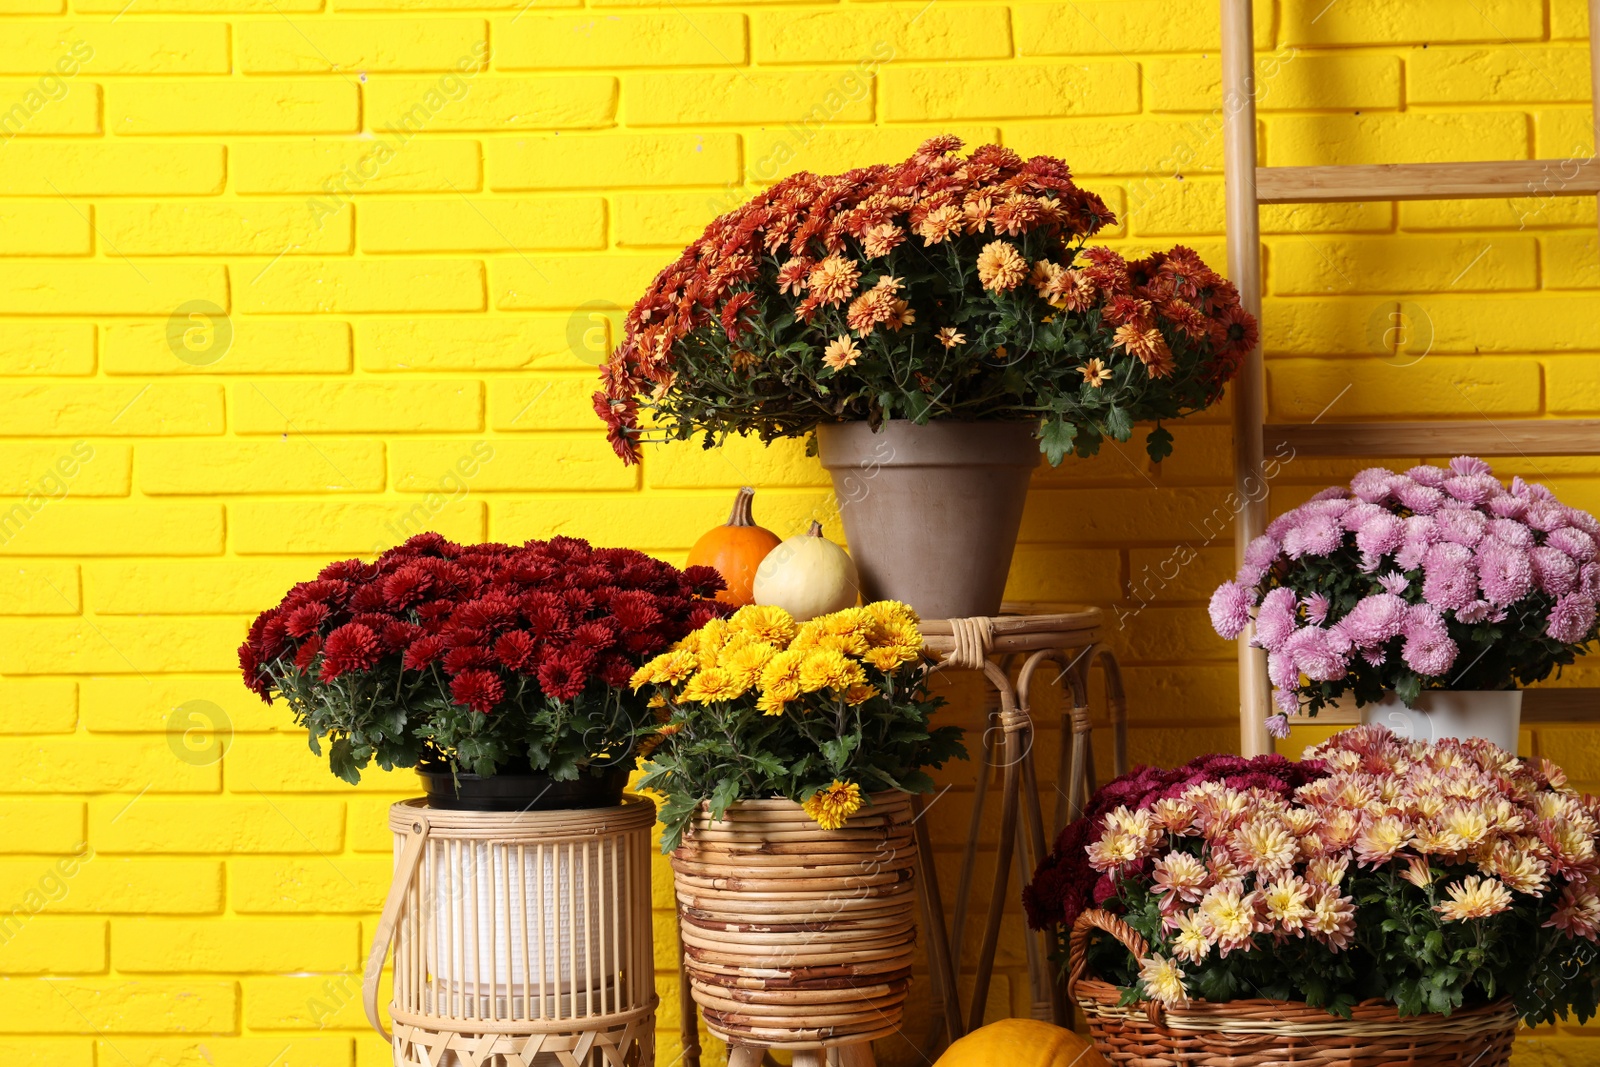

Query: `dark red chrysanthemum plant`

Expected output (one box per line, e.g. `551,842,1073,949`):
596,136,1256,467
239,533,730,783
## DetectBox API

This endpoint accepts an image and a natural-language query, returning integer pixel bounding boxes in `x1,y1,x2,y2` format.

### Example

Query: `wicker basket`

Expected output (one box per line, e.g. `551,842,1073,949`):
672,792,918,1053
362,797,657,1067
1067,909,1517,1067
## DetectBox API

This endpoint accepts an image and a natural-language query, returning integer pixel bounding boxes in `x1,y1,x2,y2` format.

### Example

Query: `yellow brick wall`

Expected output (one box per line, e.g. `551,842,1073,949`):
0,0,1595,1064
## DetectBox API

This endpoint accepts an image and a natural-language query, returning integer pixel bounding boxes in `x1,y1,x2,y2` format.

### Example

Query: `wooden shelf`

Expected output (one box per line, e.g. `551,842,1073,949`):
1256,159,1600,204
1264,420,1600,458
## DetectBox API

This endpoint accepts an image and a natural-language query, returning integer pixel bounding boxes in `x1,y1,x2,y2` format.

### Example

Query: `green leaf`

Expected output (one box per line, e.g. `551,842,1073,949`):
1040,418,1077,466
1105,405,1133,441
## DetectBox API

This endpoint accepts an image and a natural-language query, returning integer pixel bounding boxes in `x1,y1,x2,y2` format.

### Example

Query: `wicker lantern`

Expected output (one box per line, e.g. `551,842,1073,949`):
363,797,658,1067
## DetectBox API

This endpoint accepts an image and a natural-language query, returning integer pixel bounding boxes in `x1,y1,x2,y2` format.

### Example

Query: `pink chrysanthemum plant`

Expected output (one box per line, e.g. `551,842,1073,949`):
595,137,1256,467
1210,457,1600,738
1081,725,1600,1025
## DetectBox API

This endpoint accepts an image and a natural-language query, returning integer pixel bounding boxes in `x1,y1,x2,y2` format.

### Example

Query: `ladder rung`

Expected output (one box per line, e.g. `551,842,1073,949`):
1265,420,1600,457
1256,160,1600,204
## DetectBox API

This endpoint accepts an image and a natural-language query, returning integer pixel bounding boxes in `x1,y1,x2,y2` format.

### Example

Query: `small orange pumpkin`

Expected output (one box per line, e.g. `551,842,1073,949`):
686,486,781,606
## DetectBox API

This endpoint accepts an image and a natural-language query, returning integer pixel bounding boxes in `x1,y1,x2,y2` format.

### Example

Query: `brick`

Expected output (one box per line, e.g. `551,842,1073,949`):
0,81,99,138
75,0,321,8
1537,108,1595,159
80,674,284,733
0,802,83,853
1272,235,1537,295
1545,232,1599,290
365,75,614,132
140,441,385,495
392,437,635,491
244,974,369,1030
233,139,481,195
1016,0,1275,54
106,1039,353,1067
1410,47,1595,105
0,143,224,196
0,203,88,256
115,919,358,973
91,798,344,854
0,502,222,557
1265,112,1528,167
232,381,482,434
0,1041,90,1067
0,23,228,74
348,796,406,852
1281,0,1542,44
1401,195,1595,232
230,499,484,554
0,920,105,974
755,7,1009,63
884,63,1138,121
1020,486,1235,544
487,376,607,430
0,264,227,315
239,19,486,73
491,254,662,310
230,857,390,914
613,192,736,248
0,442,130,497
1549,359,1600,414
0,858,222,914
1130,179,1389,236
750,123,1002,185
1127,545,1235,603
1412,295,1600,353
339,0,574,10
103,320,352,376
646,434,828,489
1268,357,1542,420
1119,605,1236,663
1148,53,1401,113
497,13,747,68
489,133,739,190
357,316,597,372
240,259,484,314
0,678,75,734
0,323,94,376
1004,547,1123,603
1552,0,1590,38
361,197,605,252
109,81,358,135
1003,118,1224,175
0,616,236,673
96,202,351,256
629,71,875,125
1261,296,1400,355
491,491,838,548
226,735,415,793
0,978,235,1033
0,738,218,793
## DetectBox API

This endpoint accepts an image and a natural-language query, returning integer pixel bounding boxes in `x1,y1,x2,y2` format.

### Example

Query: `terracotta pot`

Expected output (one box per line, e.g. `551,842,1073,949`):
815,420,1040,620
671,793,918,1052
1357,689,1523,751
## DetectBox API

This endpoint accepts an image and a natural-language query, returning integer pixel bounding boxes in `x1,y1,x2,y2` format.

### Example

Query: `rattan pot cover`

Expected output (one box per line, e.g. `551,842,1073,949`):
363,797,658,1067
1068,909,1516,1067
672,792,919,1051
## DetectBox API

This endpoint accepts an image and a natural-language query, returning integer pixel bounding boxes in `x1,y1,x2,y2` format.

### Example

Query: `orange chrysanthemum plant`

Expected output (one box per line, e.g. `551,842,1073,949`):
1070,725,1600,1026
594,136,1257,466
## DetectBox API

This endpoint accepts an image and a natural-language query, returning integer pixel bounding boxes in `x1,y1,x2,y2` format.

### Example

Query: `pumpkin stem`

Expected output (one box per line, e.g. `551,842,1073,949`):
727,486,757,527
807,520,824,537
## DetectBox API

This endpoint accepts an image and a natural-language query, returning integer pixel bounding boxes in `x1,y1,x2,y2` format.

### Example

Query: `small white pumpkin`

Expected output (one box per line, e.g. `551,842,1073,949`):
752,521,859,621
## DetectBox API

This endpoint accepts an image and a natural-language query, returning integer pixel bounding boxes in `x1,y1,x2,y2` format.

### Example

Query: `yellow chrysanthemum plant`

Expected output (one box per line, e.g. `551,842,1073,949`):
630,601,967,851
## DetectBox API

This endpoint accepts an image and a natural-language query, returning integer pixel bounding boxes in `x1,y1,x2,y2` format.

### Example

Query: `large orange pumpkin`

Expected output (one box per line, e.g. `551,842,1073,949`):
934,1019,1108,1067
686,486,781,606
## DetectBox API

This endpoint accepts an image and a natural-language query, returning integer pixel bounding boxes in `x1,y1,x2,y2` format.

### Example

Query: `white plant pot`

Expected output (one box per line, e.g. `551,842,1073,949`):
1357,690,1523,751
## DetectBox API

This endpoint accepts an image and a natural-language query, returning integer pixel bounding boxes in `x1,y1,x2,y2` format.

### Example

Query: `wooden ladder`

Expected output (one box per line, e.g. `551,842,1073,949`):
1222,0,1600,755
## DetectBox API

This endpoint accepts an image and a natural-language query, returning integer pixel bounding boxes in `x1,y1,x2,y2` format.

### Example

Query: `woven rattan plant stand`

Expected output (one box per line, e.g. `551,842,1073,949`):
363,797,657,1067
918,604,1129,1037
1068,908,1516,1067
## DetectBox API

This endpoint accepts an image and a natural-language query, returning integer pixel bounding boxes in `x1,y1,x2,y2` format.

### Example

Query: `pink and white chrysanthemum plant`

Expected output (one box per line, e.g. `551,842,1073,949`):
1084,726,1600,1025
1210,457,1600,738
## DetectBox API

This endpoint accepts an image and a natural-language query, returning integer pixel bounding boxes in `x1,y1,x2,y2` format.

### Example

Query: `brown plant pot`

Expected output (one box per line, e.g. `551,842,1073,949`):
672,793,918,1052
815,420,1040,620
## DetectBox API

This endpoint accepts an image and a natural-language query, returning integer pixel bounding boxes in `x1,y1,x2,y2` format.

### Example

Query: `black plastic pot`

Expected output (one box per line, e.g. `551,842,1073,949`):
416,763,630,812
